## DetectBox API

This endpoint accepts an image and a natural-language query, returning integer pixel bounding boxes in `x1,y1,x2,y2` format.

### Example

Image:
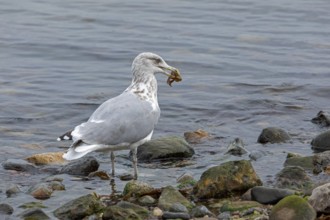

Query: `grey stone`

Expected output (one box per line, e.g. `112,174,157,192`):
257,127,290,144
249,150,268,161
275,166,313,191
60,156,99,176
6,184,21,197
162,211,190,220
251,186,295,204
308,182,330,213
169,202,189,213
190,205,213,218
138,195,156,205
311,130,330,152
218,211,231,220
134,136,194,162
0,203,13,215
2,159,38,173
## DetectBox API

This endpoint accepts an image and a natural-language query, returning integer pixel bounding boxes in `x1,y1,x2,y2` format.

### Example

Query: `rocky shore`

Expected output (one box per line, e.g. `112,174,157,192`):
1,111,330,219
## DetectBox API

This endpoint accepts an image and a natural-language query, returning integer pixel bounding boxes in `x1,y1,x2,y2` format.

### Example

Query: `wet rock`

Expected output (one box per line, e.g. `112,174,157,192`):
88,170,111,180
284,155,314,170
18,208,50,220
53,193,104,220
26,152,65,165
162,211,190,220
269,195,316,220
311,130,330,152
177,173,196,191
251,186,295,204
123,180,155,198
184,129,210,144
169,202,189,213
308,182,330,214
103,201,149,220
2,158,38,173
193,160,262,199
190,205,213,218
225,138,248,156
60,156,99,176
313,150,330,174
6,184,21,197
248,150,268,161
275,166,314,191
48,180,65,191
241,188,252,201
135,136,194,162
158,186,194,211
257,127,290,144
218,211,231,220
138,195,156,205
0,203,14,215
312,111,330,127
28,183,53,200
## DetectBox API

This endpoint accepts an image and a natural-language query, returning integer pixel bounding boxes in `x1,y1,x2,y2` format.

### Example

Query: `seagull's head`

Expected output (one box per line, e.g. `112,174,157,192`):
132,52,182,86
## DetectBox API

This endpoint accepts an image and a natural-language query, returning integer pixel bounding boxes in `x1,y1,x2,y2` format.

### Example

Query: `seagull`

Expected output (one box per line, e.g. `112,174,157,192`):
58,52,182,179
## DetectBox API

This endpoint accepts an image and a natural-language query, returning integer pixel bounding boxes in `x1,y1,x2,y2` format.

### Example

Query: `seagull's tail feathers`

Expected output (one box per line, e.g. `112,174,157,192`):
62,140,103,160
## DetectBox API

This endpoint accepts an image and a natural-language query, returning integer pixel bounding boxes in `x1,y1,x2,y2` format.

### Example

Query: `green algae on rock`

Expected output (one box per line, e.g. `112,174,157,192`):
269,195,316,220
158,186,194,211
193,160,262,199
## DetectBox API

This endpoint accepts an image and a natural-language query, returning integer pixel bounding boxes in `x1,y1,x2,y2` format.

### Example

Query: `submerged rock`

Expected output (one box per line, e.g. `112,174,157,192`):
26,152,65,165
18,208,50,220
2,158,38,173
0,203,14,215
53,193,104,220
248,150,268,161
6,184,21,197
28,183,53,200
60,156,99,176
225,138,248,156
193,160,262,199
311,130,330,152
135,136,194,162
269,195,316,220
103,201,149,220
184,129,210,144
251,186,295,204
275,166,313,191
311,111,330,127
158,186,194,211
313,150,330,174
257,127,290,144
308,182,330,214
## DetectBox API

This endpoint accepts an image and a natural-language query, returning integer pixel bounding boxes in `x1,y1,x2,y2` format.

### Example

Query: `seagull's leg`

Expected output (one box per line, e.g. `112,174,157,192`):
132,147,138,180
110,151,115,176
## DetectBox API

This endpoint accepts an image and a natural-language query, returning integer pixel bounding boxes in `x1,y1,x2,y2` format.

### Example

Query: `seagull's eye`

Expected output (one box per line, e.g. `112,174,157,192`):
150,58,162,64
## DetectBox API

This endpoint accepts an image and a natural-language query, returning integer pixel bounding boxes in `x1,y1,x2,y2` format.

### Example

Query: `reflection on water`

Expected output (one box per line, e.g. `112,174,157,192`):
1,0,330,215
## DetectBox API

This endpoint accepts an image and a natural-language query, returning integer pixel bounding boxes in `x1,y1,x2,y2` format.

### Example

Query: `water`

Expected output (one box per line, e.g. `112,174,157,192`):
1,0,330,216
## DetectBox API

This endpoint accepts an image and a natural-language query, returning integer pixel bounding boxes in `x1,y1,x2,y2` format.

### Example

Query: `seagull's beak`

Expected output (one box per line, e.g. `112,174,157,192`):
160,65,182,87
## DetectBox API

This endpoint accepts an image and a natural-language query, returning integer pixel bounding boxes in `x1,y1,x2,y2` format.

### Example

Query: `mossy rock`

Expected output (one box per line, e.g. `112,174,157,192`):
103,201,149,220
53,193,104,220
284,156,314,170
122,180,155,198
193,160,262,199
158,186,194,211
269,195,316,220
219,200,263,212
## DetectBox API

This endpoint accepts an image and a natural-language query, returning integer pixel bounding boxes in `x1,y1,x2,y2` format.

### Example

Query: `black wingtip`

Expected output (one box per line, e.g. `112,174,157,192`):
57,130,73,141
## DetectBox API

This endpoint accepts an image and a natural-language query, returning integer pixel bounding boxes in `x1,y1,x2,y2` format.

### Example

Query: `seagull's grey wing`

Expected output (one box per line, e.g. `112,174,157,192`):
71,92,160,145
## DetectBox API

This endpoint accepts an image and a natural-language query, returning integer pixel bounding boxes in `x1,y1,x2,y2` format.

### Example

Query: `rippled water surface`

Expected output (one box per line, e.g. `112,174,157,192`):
1,0,330,216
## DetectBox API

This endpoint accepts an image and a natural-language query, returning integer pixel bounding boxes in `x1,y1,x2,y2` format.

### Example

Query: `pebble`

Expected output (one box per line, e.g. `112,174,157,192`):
152,207,163,217
162,211,190,220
